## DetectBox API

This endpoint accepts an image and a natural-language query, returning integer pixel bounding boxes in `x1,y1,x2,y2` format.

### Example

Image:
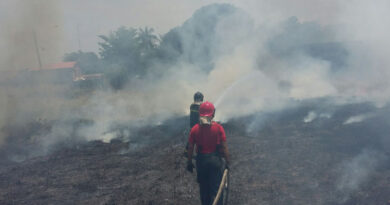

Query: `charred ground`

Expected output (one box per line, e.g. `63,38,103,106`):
0,102,389,205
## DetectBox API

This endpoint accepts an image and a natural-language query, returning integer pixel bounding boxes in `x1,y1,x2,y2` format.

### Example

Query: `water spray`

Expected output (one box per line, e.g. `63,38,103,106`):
214,71,262,109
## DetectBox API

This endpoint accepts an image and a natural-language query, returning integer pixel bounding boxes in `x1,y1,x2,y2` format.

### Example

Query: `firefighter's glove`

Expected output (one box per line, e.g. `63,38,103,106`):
186,162,194,173
225,161,230,170
225,164,230,170
225,163,230,170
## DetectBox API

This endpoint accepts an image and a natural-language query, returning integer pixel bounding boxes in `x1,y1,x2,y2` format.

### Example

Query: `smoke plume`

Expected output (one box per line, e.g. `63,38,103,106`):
0,0,64,147
343,113,374,125
0,0,64,70
336,150,385,202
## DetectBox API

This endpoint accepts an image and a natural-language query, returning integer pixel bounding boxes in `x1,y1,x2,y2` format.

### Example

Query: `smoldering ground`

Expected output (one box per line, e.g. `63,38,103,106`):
0,1,390,204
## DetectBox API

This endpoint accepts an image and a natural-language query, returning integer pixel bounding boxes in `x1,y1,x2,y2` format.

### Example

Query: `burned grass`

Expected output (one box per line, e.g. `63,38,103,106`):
0,104,389,204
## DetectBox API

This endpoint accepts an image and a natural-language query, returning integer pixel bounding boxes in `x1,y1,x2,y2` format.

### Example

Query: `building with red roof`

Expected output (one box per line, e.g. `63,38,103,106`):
29,61,83,83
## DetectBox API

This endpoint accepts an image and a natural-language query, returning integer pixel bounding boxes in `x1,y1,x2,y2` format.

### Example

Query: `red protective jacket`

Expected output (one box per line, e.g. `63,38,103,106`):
188,122,226,154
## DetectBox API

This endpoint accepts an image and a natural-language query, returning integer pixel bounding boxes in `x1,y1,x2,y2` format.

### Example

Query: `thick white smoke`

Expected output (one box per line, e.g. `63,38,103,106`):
195,0,390,122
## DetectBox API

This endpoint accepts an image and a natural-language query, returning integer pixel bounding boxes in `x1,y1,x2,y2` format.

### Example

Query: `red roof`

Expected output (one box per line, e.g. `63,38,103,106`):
30,61,77,71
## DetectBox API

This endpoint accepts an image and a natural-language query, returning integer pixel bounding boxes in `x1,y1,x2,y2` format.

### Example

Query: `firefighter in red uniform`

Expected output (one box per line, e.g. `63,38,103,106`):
187,101,230,205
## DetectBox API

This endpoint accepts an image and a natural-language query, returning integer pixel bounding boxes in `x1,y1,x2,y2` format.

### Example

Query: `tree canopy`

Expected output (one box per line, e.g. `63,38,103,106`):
97,27,160,89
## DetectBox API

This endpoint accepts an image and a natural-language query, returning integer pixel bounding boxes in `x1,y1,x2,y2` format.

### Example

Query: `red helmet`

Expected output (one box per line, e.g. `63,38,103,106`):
199,101,215,117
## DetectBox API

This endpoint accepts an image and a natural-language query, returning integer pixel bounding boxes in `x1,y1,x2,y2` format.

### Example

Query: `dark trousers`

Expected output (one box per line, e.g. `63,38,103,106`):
196,153,223,205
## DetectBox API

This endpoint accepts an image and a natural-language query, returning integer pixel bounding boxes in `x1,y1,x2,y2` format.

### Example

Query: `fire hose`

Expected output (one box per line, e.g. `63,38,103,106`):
212,169,229,205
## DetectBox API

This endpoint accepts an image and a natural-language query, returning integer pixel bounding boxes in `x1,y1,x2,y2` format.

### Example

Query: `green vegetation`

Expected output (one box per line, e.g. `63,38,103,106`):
64,27,161,89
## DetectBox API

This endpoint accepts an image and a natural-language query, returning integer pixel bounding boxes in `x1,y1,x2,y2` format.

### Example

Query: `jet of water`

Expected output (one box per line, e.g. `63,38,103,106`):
214,71,262,108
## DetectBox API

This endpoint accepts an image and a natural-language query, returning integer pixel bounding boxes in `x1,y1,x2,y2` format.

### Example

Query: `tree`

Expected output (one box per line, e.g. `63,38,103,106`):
97,27,161,89
63,51,102,74
97,27,139,89
157,4,252,72
136,27,160,73
137,27,159,55
98,27,139,68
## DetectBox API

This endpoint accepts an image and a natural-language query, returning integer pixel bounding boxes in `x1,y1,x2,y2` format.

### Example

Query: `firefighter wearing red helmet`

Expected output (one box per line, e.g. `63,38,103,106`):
187,101,230,205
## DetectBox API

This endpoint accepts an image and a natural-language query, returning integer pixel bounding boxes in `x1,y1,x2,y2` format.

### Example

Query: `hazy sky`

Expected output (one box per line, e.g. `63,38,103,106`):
0,0,344,54
60,0,343,52
1,0,387,68
60,0,209,52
